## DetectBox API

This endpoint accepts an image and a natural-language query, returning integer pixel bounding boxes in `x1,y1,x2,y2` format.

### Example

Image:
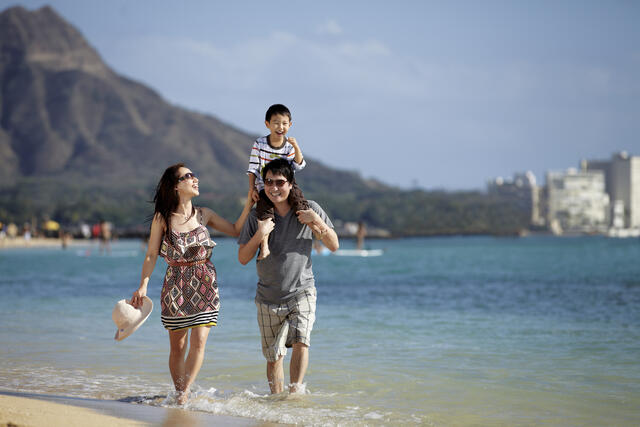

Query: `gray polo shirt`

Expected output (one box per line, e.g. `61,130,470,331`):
238,200,333,305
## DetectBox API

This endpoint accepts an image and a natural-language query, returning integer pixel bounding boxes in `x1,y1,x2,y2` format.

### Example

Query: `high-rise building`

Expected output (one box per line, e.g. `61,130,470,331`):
488,171,543,226
546,168,609,234
583,152,640,228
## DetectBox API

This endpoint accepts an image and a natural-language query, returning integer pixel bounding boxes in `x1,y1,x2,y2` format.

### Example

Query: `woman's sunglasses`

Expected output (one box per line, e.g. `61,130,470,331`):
178,172,197,182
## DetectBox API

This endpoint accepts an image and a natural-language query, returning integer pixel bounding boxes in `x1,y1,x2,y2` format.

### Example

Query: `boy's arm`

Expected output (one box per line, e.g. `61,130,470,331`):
248,174,259,202
247,140,262,201
288,137,304,167
247,140,262,175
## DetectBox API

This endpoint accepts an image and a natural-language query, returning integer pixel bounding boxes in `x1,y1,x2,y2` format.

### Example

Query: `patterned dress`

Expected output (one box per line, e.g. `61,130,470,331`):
159,209,219,330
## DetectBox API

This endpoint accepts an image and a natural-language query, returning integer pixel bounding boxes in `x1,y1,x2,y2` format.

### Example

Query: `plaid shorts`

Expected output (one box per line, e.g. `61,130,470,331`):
255,287,317,362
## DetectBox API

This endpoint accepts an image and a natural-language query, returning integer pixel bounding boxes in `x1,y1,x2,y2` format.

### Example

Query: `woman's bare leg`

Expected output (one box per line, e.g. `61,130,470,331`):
181,326,212,401
168,329,188,399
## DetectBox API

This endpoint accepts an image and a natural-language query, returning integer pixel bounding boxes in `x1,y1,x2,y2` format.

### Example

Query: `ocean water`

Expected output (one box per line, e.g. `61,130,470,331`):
1,236,639,426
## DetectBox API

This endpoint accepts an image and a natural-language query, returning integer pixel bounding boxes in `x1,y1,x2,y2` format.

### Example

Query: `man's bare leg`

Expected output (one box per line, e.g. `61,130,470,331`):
267,355,285,394
289,343,309,393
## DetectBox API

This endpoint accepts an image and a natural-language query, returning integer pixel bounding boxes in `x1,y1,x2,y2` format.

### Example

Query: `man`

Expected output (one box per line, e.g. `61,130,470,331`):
238,158,339,394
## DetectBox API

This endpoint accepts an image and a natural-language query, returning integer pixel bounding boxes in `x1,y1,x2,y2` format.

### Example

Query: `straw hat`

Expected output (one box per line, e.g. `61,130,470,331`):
112,296,153,341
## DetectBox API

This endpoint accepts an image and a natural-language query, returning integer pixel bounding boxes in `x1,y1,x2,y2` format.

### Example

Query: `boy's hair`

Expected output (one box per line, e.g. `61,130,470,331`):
262,158,294,183
265,104,291,122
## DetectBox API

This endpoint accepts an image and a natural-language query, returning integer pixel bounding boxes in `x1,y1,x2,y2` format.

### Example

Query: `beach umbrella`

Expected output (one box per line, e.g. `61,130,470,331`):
43,220,60,231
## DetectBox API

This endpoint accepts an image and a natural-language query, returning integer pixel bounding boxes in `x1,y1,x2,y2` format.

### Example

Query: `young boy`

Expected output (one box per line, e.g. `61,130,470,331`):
247,104,309,259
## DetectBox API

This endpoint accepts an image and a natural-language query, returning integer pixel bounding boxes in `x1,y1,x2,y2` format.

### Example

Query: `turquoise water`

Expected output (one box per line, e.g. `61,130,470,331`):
1,236,639,426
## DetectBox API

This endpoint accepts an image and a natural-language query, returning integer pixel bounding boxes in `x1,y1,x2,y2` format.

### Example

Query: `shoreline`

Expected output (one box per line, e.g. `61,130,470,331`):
0,236,79,249
0,393,148,427
0,391,285,426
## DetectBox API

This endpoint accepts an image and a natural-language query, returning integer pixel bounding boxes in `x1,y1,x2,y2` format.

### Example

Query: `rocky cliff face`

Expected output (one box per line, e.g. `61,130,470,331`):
0,5,251,191
0,5,385,227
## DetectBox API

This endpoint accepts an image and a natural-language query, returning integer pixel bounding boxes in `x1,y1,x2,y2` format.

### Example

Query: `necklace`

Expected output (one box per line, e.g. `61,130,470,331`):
173,208,194,223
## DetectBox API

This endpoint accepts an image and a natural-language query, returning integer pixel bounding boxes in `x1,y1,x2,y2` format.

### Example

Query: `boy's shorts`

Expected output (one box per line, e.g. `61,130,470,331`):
256,183,309,221
255,287,317,362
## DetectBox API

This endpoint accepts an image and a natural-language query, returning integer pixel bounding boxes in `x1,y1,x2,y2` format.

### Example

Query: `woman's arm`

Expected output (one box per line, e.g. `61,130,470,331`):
204,193,254,237
131,213,165,308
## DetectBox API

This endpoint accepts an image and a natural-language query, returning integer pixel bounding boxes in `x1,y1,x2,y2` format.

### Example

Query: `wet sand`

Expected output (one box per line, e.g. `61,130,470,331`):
0,391,285,426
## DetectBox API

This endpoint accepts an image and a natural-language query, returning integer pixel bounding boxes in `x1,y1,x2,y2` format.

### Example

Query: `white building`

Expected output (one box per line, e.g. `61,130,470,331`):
583,151,640,229
488,171,543,226
546,168,610,234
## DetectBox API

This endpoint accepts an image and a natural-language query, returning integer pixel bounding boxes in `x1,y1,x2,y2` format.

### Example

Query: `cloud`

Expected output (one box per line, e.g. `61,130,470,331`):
106,30,640,188
112,30,638,120
316,19,343,36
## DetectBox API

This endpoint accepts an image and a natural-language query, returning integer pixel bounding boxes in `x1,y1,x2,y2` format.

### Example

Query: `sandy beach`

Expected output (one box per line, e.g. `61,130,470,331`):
0,392,285,426
0,394,149,426
0,237,74,249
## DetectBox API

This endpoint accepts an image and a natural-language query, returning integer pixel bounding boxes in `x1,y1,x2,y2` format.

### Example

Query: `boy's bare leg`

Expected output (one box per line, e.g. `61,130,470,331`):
258,233,271,259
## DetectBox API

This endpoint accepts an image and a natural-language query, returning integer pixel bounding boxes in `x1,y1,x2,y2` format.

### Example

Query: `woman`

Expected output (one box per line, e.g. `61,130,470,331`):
131,163,252,404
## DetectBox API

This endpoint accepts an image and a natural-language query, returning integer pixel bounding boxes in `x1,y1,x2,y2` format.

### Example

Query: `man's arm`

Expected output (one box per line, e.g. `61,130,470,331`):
296,209,339,252
315,224,339,252
238,218,275,265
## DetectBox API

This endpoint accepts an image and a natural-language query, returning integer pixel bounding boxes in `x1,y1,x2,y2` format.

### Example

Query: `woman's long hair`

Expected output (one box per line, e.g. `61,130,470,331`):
152,163,194,235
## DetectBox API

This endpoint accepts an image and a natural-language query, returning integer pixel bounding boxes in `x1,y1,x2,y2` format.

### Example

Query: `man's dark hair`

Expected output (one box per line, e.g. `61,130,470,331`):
262,158,294,183
265,104,292,122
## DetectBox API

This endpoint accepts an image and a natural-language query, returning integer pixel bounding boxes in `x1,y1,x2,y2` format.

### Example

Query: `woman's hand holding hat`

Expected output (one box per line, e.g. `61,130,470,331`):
113,295,153,341
131,285,147,308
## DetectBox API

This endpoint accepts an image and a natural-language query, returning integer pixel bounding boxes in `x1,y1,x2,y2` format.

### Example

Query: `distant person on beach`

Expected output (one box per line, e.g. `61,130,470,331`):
7,223,18,239
99,220,112,254
238,159,339,394
22,223,31,245
356,221,367,250
130,163,253,405
246,104,308,261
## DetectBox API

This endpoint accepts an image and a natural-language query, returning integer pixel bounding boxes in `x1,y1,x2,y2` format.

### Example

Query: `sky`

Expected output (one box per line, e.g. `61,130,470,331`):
4,0,640,190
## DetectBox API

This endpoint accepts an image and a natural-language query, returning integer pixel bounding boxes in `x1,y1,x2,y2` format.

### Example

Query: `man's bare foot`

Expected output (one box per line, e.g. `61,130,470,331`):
176,390,189,405
288,382,306,396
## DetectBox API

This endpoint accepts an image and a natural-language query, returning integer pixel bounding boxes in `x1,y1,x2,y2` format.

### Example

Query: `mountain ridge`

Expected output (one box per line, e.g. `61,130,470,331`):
0,5,528,236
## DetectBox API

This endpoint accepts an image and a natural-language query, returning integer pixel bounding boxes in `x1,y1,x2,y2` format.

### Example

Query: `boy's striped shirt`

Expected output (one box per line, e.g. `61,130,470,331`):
247,136,306,190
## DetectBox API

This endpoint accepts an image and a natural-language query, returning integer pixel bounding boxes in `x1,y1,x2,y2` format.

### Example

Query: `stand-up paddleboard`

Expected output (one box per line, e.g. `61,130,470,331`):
333,249,384,257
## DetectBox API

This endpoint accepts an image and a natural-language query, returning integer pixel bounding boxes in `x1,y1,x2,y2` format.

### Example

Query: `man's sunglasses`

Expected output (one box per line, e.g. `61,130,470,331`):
264,178,288,187
178,172,197,182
